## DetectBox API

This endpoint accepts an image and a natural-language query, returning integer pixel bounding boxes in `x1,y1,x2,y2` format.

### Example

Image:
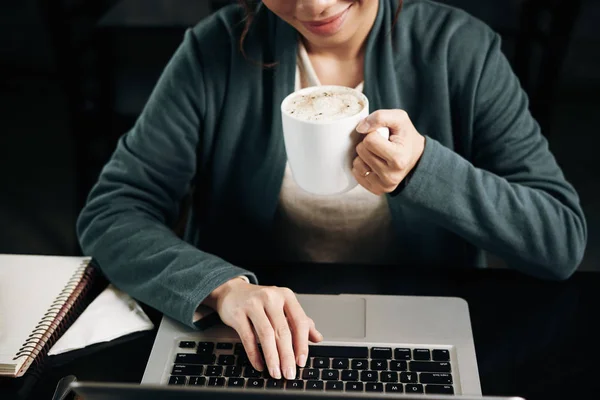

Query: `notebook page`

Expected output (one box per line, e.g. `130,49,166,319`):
0,255,88,371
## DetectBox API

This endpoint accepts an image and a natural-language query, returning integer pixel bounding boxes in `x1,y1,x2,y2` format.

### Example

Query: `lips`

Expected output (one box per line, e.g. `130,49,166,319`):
300,6,351,36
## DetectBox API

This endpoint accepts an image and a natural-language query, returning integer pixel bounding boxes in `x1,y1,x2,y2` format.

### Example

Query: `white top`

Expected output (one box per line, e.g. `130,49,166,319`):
272,42,397,264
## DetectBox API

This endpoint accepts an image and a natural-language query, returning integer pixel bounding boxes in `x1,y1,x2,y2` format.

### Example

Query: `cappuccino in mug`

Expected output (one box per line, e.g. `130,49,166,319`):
283,87,365,122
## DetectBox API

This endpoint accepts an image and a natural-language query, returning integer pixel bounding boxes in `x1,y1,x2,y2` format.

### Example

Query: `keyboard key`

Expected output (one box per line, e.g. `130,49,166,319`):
208,377,225,387
380,371,398,382
179,341,195,349
394,348,412,360
217,342,233,350
218,355,235,366
227,377,245,388
365,383,384,392
386,383,404,393
410,361,451,373
322,369,339,380
188,376,206,386
312,357,330,368
360,371,378,382
309,345,369,359
243,366,263,378
351,359,368,370
390,361,408,371
406,383,424,393
172,364,202,376
326,381,344,391
197,342,215,355
205,365,223,376
400,372,418,383
342,369,359,381
413,349,431,360
420,373,453,384
346,382,364,392
371,347,392,359
370,359,387,370
426,384,455,394
234,343,245,355
306,381,324,390
168,376,186,385
432,349,450,361
332,358,349,369
224,366,242,377
175,353,215,365
266,379,284,389
286,380,304,390
247,378,264,388
236,354,251,367
302,369,320,380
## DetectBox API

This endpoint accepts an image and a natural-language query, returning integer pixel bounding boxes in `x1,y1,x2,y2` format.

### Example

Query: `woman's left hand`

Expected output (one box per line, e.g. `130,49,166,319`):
352,109,426,196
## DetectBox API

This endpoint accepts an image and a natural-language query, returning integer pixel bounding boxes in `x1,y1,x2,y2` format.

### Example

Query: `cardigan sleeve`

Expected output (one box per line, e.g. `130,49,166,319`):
76,29,258,328
392,32,587,280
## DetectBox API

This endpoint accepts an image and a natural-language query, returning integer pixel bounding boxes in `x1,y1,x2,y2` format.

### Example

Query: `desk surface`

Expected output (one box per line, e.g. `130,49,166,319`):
2,265,598,400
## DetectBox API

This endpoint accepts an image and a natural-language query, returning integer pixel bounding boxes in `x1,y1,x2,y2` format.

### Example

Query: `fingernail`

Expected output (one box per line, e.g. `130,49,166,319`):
285,367,296,380
270,366,281,379
298,354,307,368
357,119,370,133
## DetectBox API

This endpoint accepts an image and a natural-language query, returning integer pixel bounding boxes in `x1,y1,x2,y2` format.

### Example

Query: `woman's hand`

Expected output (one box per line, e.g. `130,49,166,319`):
353,109,426,195
203,278,323,380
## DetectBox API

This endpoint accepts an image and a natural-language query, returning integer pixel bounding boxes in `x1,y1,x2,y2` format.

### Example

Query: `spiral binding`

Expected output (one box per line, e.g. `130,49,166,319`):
11,258,97,376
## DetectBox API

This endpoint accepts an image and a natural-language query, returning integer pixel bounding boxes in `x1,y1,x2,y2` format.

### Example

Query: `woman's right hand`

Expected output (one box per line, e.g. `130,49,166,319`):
203,277,323,380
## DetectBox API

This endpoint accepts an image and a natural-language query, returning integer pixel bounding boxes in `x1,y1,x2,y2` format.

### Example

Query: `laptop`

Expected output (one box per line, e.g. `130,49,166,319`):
71,382,526,400
132,293,488,397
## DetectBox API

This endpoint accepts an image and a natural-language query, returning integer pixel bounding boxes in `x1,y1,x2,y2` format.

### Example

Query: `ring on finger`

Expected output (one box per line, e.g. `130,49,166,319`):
363,169,372,178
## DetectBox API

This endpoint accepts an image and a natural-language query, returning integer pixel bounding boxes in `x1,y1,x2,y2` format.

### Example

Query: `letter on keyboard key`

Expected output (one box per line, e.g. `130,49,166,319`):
370,359,387,370
227,378,245,388
205,365,223,376
312,357,330,368
406,383,424,393
247,379,264,388
188,377,206,386
361,371,378,382
178,341,195,349
175,353,214,365
322,369,339,380
400,372,418,383
306,381,324,390
218,355,235,365
394,348,411,360
208,377,225,387
410,361,451,372
332,358,349,369
216,342,233,350
346,382,364,392
413,349,431,360
302,369,320,380
224,366,242,377
390,361,407,371
386,383,403,393
419,373,453,384
286,380,304,390
380,372,398,382
168,376,186,385
243,366,262,378
266,379,284,389
326,381,344,391
365,383,384,392
426,384,455,394
342,369,358,381
351,359,368,370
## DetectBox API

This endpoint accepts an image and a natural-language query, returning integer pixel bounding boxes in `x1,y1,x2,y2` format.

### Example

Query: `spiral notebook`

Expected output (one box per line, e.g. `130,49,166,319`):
0,254,96,378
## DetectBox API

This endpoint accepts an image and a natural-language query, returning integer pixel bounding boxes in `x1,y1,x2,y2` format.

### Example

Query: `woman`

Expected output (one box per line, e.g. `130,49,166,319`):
77,0,587,381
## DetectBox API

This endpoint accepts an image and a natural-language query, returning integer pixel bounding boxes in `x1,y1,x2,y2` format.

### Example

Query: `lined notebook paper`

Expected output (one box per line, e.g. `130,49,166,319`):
0,254,94,377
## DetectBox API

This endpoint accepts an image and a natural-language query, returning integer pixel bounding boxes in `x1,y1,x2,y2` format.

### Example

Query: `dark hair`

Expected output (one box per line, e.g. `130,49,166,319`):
238,0,404,67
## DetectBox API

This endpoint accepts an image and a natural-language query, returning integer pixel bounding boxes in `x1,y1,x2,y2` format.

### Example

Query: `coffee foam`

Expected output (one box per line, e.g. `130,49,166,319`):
284,87,364,122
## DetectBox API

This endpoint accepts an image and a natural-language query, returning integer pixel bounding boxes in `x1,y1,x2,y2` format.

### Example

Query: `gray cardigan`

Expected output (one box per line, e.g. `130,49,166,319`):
77,0,587,328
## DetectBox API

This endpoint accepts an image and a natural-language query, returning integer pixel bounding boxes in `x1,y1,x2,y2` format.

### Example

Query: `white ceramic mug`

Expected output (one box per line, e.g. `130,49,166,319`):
281,85,390,195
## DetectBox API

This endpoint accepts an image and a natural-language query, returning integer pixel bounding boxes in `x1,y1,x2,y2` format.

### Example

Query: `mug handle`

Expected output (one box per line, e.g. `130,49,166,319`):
376,127,390,141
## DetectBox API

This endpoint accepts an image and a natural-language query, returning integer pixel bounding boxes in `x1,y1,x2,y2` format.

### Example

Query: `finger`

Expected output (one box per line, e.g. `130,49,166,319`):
356,141,389,178
282,289,320,368
352,158,386,195
265,304,296,379
361,130,396,164
247,307,280,377
356,109,410,135
309,323,323,343
232,317,264,371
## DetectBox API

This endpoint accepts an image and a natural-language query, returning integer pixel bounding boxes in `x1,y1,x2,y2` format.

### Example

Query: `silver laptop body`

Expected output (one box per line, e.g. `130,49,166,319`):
142,294,482,396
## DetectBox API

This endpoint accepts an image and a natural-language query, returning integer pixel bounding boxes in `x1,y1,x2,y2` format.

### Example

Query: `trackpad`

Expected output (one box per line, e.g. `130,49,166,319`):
297,295,366,339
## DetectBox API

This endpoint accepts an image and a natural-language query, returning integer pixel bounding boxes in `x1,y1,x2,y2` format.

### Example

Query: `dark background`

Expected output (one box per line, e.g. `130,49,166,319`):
1,0,598,270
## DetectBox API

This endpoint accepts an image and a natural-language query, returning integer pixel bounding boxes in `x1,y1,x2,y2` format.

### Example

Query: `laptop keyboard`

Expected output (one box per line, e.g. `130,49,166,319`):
169,342,455,395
